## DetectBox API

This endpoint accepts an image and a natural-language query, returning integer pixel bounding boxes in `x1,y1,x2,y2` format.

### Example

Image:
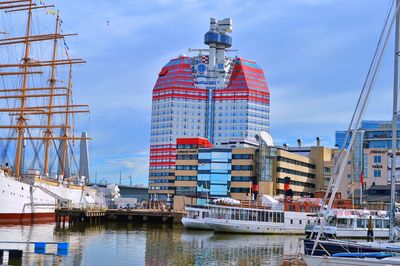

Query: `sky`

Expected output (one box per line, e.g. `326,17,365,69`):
47,0,397,186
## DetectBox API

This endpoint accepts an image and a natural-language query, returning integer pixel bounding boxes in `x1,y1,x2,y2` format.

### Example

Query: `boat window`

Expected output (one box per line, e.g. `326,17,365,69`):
223,208,229,219
328,217,337,226
202,212,209,219
290,219,293,224
299,220,302,225
250,210,257,221
265,211,269,222
234,209,240,220
261,211,265,222
357,219,366,228
257,211,262,222
349,219,354,227
375,219,382,229
383,220,390,228
240,210,248,221
273,212,277,223
337,218,349,228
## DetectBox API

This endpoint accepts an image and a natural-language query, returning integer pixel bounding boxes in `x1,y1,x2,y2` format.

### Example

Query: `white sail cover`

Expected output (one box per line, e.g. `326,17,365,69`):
262,194,279,205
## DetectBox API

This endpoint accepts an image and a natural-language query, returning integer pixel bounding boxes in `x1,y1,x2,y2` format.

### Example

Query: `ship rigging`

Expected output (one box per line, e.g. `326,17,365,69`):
0,0,90,182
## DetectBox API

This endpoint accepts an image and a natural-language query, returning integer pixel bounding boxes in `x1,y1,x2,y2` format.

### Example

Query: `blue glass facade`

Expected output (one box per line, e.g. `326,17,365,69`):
335,131,349,149
335,120,400,188
197,148,232,199
335,120,400,149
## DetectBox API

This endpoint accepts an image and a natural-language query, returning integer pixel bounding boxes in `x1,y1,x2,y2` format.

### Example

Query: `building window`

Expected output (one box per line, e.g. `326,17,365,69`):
373,155,382,164
373,170,381,178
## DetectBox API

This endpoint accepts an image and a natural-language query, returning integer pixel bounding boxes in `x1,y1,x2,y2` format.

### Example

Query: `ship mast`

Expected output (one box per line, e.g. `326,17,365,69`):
61,62,73,177
0,0,90,178
43,12,59,176
390,0,400,243
14,0,33,177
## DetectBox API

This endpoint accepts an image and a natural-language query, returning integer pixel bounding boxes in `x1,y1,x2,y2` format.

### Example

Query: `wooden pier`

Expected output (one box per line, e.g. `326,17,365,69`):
55,208,107,227
55,208,185,226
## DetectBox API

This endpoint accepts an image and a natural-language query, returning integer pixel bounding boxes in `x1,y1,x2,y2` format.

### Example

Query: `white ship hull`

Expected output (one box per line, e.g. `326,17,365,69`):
181,217,212,230
0,174,84,223
307,225,390,239
205,214,308,234
204,205,313,234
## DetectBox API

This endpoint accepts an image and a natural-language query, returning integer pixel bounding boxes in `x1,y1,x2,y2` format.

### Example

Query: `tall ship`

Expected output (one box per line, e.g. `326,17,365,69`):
0,0,94,223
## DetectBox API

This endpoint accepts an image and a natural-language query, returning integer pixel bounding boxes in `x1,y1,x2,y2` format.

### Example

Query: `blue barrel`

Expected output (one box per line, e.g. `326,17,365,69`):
57,242,69,256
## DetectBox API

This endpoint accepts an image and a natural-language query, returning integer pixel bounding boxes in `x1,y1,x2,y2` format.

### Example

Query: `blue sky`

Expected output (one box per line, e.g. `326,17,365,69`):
50,0,396,186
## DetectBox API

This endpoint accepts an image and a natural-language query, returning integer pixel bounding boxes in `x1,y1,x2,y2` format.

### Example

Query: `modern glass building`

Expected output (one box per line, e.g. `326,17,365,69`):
335,120,400,200
149,18,270,201
335,120,400,149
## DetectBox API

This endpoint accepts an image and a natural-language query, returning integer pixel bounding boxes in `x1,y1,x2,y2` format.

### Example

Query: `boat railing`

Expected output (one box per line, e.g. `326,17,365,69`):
239,201,284,211
185,204,210,209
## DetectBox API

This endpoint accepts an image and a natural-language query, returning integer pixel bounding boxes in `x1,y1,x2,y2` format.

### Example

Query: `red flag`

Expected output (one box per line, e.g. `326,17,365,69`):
360,170,364,184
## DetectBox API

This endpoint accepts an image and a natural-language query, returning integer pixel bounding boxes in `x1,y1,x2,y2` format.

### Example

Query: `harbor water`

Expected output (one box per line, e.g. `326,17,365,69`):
0,222,306,265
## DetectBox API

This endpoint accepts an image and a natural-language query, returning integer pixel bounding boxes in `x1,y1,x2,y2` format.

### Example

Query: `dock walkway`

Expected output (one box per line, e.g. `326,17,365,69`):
55,208,185,225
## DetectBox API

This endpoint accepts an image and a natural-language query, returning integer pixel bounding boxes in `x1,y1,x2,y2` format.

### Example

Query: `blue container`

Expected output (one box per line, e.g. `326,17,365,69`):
57,242,69,256
34,242,46,254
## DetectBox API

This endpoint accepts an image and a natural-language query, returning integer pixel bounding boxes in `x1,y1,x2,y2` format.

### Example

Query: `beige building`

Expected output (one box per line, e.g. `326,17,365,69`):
172,137,338,210
337,148,391,204
273,148,316,197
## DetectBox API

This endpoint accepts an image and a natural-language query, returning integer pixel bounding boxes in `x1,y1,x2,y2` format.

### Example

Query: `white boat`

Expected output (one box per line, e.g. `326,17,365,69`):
302,0,400,263
181,205,212,230
204,203,314,234
0,170,97,223
306,209,391,239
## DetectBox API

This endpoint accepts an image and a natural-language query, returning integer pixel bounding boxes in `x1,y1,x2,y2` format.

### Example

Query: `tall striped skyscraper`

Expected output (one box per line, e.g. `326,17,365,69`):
149,18,270,201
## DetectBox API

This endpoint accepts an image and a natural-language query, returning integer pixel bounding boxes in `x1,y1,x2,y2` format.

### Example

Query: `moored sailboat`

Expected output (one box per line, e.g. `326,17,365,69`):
0,0,98,223
303,0,400,264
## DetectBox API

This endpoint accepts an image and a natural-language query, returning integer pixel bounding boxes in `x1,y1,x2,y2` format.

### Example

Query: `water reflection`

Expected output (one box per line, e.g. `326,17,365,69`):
145,227,302,265
0,222,303,265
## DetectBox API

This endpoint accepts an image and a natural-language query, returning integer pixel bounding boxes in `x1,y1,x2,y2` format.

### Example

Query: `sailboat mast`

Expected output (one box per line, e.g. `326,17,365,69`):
61,63,73,178
390,0,400,243
43,12,59,176
14,0,33,177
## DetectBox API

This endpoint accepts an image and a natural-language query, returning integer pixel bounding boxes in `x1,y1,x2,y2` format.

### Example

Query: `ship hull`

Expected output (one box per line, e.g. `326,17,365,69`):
0,174,84,224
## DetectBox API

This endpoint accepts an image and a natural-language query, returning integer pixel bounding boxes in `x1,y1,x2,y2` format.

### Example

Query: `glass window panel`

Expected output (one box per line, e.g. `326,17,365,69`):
210,174,230,184
198,174,211,181
211,151,232,162
198,152,211,160
199,163,211,170
210,184,228,196
211,163,231,170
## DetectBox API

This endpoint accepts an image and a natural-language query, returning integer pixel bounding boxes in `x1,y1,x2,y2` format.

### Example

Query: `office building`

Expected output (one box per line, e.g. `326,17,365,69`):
149,18,270,201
